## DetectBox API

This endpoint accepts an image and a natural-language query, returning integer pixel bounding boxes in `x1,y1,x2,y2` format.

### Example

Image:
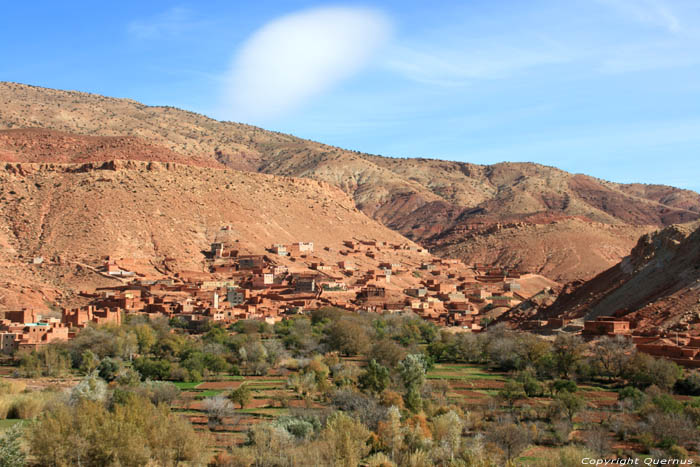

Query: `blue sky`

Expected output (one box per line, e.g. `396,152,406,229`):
2,0,699,191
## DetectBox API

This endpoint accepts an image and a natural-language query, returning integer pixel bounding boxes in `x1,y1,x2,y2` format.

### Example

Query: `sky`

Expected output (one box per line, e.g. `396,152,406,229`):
2,0,699,191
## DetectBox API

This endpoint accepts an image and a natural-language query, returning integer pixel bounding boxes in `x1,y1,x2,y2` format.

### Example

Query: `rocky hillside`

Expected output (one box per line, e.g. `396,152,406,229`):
3,82,700,282
534,221,700,334
0,146,414,311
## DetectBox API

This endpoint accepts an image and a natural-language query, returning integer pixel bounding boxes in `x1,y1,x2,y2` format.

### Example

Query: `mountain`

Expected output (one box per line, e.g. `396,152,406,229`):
531,221,700,334
3,81,700,282
0,133,416,311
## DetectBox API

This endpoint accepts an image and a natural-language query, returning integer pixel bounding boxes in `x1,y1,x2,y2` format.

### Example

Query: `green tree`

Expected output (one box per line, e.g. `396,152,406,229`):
498,380,527,412
229,383,252,409
554,391,585,422
358,359,390,394
97,357,120,382
79,350,99,375
0,423,26,467
398,354,429,412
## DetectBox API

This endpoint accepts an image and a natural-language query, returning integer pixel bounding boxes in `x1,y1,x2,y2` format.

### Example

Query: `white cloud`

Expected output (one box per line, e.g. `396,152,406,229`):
222,6,392,122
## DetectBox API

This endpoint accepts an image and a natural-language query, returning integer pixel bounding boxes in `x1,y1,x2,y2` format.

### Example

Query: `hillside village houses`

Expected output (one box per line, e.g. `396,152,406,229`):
3,235,699,367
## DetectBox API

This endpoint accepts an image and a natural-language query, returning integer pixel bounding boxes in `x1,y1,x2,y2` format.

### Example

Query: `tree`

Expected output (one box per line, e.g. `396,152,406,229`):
69,372,107,405
325,318,371,356
551,379,578,395
133,357,170,381
320,412,371,467
625,353,682,390
377,406,403,462
398,354,428,391
591,335,633,380
97,357,120,382
79,350,99,375
204,395,234,429
398,354,429,412
498,381,527,412
0,423,26,467
370,339,407,368
552,334,585,379
584,425,611,457
554,391,585,422
487,423,530,463
133,323,156,354
27,396,208,467
359,359,390,394
432,410,463,464
229,383,252,409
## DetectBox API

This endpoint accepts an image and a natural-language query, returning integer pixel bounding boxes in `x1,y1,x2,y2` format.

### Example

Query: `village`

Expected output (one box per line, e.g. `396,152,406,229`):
2,234,700,369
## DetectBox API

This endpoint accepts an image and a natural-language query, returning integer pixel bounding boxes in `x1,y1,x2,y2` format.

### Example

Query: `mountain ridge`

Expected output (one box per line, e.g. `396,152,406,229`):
3,81,700,282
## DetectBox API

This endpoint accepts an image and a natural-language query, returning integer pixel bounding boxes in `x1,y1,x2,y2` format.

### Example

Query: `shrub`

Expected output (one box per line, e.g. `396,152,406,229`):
9,394,45,419
674,372,700,396
0,379,25,395
0,423,26,467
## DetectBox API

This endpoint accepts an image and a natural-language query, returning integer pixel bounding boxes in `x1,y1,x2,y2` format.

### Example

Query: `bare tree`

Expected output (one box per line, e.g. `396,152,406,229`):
487,422,531,463
203,395,234,429
584,425,612,457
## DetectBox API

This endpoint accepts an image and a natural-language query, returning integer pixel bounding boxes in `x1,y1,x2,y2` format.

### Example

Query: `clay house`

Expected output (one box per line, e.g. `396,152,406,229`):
490,295,518,308
252,273,275,289
0,333,20,354
295,277,316,293
272,265,288,276
270,244,289,256
447,301,477,313
338,261,355,271
311,262,333,272
320,281,347,291
583,316,631,336
289,242,314,254
405,288,428,298
376,272,391,284
62,306,122,328
105,262,121,275
3,308,42,324
470,289,491,300
210,242,238,258
357,286,386,302
4,320,70,352
238,255,265,270
433,283,457,294
383,301,408,313
635,339,700,367
200,280,236,290
440,292,467,303
379,262,402,271
211,242,225,258
504,281,521,292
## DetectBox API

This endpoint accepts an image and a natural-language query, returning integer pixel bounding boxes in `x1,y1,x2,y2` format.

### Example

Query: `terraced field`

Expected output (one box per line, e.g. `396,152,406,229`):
170,374,311,449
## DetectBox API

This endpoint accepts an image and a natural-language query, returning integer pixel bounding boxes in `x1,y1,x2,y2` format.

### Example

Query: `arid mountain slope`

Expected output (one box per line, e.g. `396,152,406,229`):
0,154,413,311
3,81,700,282
535,221,700,334
0,128,223,168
